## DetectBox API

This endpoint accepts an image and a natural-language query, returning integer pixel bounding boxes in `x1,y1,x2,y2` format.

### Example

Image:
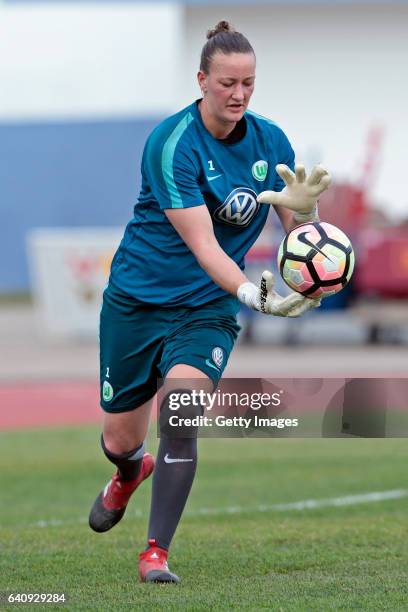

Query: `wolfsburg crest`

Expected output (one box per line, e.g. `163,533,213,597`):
252,160,268,181
102,381,114,402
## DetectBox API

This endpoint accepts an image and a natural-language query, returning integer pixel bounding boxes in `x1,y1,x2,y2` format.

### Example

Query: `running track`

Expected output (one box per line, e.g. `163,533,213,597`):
0,380,101,431
2,302,407,432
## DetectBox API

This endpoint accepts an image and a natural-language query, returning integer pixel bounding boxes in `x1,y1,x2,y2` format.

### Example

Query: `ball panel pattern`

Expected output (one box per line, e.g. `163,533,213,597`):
277,222,354,298
282,260,314,293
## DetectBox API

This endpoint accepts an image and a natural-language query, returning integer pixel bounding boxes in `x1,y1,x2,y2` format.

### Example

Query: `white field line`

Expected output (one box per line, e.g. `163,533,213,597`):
27,489,408,529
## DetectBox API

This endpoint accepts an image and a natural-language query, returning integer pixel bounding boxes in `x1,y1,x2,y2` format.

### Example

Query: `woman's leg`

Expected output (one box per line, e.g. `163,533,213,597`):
139,365,212,582
146,365,211,549
89,397,155,532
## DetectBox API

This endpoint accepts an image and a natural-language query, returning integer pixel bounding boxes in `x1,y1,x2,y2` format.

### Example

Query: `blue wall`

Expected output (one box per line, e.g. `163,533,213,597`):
0,117,162,292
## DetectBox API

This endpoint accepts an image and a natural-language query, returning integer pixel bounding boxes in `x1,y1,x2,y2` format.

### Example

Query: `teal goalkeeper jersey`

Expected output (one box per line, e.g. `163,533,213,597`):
109,100,295,307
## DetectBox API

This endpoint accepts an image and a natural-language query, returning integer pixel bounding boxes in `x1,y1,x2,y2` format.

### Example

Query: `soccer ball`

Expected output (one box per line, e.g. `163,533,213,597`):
277,222,355,298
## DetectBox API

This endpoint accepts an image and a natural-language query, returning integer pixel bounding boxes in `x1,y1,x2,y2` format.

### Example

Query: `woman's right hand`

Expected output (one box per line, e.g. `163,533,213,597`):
237,270,321,317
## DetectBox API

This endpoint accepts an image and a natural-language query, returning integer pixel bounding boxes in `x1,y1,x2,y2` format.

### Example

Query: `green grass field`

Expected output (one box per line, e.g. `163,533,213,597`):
1,427,407,611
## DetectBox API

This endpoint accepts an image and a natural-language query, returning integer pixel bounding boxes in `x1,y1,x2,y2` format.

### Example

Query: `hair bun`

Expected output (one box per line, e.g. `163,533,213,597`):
207,20,234,40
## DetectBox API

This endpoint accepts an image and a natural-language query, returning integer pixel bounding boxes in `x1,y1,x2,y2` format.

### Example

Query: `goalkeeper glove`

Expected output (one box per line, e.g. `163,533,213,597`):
257,164,331,225
237,270,321,317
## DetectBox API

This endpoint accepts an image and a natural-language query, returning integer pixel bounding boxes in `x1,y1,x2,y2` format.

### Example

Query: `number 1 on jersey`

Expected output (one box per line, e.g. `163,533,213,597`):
208,160,215,172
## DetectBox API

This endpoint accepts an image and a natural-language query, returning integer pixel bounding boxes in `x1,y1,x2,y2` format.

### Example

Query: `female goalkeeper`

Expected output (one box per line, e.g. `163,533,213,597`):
88,20,330,583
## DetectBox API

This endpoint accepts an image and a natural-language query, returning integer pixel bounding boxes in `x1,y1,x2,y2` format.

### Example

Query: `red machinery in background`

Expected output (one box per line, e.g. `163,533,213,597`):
319,126,408,298
355,227,408,297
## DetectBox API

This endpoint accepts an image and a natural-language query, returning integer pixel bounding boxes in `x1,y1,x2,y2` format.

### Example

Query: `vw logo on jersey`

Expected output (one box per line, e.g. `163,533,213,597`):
214,188,259,227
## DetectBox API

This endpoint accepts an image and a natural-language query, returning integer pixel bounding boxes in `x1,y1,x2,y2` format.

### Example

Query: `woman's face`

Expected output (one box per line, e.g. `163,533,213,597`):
198,51,256,126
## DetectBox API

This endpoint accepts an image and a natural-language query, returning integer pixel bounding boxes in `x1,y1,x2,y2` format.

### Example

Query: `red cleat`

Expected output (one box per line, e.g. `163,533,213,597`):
139,539,180,583
89,452,154,533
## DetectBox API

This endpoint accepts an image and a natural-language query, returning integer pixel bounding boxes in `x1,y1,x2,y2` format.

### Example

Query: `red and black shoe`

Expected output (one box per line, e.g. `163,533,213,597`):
89,453,154,533
139,539,180,583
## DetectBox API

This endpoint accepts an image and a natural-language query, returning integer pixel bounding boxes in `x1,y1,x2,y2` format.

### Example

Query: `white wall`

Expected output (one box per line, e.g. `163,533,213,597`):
0,2,182,119
183,4,408,220
1,2,406,219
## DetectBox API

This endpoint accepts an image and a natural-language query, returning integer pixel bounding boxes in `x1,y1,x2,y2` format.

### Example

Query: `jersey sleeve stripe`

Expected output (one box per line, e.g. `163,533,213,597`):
161,112,194,208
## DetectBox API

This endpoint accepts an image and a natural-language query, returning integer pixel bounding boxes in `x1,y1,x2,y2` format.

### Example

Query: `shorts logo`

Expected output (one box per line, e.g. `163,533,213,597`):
252,160,268,181
102,381,114,402
214,188,259,227
212,347,224,368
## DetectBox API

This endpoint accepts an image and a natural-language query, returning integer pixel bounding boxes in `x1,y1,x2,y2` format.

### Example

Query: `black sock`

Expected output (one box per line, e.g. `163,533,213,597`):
147,436,197,550
101,435,145,482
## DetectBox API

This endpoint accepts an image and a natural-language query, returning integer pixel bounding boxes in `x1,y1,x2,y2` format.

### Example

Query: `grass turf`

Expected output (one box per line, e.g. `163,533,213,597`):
1,427,407,610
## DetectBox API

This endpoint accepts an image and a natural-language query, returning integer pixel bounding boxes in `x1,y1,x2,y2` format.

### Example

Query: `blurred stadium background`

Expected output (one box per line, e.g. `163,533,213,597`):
1,1,408,607
1,0,408,415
